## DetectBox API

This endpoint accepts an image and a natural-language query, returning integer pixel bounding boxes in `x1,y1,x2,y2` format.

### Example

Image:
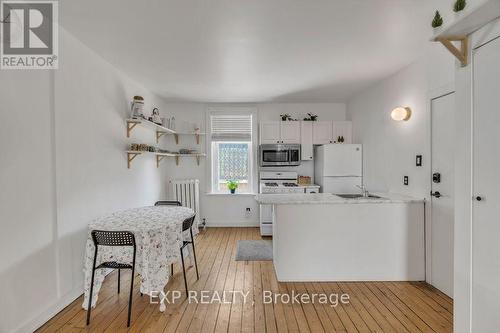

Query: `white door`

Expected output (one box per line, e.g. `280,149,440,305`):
430,92,455,297
332,121,353,144
260,121,281,144
280,122,301,143
313,121,333,144
471,36,500,332
300,121,313,160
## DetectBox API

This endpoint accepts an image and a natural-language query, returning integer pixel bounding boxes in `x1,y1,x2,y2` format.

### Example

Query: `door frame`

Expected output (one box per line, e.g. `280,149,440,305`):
426,86,455,285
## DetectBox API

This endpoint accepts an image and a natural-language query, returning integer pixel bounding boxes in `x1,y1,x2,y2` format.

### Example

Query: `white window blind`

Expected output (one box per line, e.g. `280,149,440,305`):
210,114,252,141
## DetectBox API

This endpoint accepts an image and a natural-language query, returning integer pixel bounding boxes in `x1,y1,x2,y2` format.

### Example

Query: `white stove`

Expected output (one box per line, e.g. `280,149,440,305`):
259,171,304,194
259,171,304,236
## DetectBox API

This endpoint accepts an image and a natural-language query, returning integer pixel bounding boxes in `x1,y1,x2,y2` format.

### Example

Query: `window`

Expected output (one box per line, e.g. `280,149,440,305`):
209,113,254,194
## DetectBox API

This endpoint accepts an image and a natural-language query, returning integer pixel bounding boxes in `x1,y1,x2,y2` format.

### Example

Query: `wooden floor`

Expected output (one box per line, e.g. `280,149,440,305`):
37,227,453,333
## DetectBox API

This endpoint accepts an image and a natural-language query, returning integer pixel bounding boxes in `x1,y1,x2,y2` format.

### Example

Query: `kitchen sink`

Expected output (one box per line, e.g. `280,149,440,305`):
336,194,383,199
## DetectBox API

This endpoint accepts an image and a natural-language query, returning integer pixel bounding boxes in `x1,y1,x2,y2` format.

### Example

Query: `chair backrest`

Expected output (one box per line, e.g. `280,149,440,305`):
182,215,196,232
91,230,135,247
155,200,182,206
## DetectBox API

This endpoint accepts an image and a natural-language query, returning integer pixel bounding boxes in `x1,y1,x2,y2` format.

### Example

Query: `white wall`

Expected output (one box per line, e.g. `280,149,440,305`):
156,102,346,227
0,29,165,333
347,61,427,196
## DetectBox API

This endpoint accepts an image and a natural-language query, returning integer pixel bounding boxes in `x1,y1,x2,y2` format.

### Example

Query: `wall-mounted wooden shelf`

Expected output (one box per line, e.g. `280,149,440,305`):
126,150,142,169
171,132,206,144
431,0,500,66
126,150,206,168
126,118,205,144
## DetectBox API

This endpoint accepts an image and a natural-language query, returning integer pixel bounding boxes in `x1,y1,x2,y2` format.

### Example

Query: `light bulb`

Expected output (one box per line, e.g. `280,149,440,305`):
391,107,411,121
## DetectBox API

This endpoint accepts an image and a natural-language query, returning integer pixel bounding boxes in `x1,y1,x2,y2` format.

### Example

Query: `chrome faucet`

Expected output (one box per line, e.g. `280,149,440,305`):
356,185,369,197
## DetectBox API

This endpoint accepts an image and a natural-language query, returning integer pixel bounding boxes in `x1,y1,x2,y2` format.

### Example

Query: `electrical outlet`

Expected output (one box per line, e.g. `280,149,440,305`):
245,207,252,218
404,176,409,186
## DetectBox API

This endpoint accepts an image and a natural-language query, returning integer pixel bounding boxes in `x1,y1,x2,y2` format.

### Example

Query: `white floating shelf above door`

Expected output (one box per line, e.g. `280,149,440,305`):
431,0,500,66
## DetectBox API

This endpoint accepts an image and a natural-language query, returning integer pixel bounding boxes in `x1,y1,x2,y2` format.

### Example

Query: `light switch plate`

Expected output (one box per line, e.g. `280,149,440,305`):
404,176,409,186
416,155,422,167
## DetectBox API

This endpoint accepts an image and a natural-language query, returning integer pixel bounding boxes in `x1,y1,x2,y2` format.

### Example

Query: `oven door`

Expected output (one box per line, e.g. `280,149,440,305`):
260,145,290,166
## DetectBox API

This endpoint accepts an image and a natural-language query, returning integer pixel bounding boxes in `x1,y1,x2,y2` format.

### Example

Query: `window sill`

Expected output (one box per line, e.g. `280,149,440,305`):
205,192,256,197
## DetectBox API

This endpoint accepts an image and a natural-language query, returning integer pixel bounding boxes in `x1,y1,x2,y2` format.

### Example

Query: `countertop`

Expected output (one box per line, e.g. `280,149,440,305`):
254,192,424,204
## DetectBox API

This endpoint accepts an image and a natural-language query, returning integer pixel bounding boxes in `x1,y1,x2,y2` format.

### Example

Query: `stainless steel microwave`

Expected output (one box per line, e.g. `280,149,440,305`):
259,144,301,167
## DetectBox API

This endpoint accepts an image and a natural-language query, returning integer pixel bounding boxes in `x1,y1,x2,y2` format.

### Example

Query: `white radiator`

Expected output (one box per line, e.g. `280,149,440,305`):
170,179,201,225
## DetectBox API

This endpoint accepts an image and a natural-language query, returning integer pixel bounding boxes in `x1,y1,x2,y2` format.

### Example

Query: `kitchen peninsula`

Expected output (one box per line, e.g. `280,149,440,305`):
255,193,425,282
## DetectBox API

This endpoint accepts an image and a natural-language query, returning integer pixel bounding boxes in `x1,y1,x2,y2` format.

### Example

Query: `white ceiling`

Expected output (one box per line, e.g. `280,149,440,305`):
61,0,438,102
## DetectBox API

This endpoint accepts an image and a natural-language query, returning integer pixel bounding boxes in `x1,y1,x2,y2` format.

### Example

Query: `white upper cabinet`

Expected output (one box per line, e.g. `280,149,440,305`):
313,121,333,144
280,122,301,143
261,120,352,145
332,121,352,144
300,121,313,160
260,121,281,144
260,121,300,144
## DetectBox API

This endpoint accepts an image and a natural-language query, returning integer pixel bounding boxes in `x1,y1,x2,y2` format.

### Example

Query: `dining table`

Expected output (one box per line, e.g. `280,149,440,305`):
81,205,196,312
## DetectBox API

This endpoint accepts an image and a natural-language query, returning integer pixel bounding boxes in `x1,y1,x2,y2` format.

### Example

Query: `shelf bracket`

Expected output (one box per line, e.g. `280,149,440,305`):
156,131,166,143
174,134,179,144
195,134,200,145
156,155,166,168
175,156,179,166
127,152,141,169
436,35,468,67
126,120,140,138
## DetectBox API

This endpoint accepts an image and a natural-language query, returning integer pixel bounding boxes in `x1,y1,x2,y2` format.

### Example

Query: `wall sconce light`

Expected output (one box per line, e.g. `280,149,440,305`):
391,106,412,121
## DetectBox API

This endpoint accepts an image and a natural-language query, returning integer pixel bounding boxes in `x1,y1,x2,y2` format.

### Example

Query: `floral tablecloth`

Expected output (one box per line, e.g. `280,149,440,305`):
82,206,196,311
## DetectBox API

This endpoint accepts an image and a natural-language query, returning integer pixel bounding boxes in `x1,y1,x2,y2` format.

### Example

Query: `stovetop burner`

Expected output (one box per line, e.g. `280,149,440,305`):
264,182,278,187
282,182,299,187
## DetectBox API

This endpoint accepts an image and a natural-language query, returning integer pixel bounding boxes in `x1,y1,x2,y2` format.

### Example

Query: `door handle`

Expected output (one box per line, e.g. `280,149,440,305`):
430,191,442,198
475,195,484,201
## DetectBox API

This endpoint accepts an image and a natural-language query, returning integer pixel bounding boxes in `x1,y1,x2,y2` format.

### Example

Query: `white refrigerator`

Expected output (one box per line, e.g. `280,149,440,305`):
314,144,362,194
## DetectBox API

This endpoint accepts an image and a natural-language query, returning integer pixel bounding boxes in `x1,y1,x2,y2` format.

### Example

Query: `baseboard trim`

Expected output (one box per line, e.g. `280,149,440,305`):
206,220,259,227
13,288,82,333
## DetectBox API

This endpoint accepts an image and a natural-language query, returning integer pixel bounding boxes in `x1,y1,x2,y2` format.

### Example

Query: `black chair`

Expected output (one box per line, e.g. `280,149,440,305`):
154,200,181,206
86,230,136,327
154,200,182,275
180,215,199,296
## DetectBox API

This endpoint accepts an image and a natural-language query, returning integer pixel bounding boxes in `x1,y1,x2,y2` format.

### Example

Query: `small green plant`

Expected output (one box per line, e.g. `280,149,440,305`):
453,0,466,12
303,113,318,121
280,113,291,121
432,11,443,28
227,180,239,193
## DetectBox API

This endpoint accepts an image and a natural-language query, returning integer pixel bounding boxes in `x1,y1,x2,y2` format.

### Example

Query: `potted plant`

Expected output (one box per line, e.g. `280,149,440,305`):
227,180,239,194
280,113,291,121
453,0,466,17
303,113,318,121
431,10,444,33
